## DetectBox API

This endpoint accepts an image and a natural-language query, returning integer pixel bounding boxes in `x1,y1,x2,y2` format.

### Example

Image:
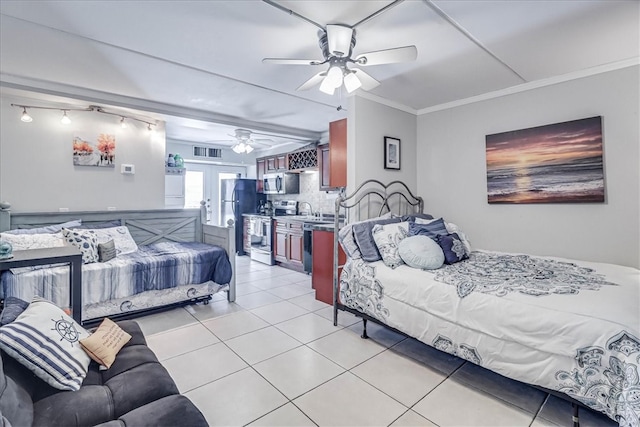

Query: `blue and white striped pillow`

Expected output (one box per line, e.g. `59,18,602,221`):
0,297,91,391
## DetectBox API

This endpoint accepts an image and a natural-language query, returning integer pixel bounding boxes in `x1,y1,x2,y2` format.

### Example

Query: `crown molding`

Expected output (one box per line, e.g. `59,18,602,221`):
417,58,640,115
354,91,418,115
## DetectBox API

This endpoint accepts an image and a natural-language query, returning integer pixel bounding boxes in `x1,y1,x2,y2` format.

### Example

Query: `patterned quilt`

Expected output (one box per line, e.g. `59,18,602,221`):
339,251,640,426
0,241,232,315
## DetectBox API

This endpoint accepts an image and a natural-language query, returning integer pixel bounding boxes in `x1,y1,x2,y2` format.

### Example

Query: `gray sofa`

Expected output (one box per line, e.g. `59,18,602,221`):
0,320,207,427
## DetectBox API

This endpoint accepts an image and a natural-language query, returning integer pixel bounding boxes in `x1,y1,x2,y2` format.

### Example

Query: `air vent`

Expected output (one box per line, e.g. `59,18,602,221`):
193,146,222,158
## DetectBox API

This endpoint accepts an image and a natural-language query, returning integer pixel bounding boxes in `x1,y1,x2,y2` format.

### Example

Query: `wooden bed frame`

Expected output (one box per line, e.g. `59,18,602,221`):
0,202,236,324
331,179,586,427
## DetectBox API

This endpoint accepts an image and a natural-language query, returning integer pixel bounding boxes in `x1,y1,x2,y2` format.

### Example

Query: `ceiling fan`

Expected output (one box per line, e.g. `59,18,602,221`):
205,129,273,154
262,3,417,95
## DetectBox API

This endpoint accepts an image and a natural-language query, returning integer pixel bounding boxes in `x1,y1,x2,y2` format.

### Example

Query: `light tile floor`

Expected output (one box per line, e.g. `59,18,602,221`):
139,256,616,427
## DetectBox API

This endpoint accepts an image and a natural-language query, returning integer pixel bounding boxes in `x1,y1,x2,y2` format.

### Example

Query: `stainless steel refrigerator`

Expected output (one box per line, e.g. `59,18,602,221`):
220,179,265,255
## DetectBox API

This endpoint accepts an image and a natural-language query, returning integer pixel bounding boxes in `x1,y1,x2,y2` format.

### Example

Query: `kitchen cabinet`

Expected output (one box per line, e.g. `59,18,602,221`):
243,217,251,254
261,154,288,173
256,159,265,193
319,118,347,190
274,218,304,272
312,229,346,305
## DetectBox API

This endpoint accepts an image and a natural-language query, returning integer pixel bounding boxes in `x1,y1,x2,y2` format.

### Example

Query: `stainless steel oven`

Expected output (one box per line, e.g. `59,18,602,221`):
249,216,274,265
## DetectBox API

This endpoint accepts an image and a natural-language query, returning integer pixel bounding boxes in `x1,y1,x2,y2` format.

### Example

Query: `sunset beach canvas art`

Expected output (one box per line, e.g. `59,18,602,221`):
486,116,604,204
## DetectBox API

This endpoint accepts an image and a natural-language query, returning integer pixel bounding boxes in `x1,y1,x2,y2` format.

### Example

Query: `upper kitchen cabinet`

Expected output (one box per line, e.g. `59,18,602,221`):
319,118,347,191
265,154,288,172
256,158,265,193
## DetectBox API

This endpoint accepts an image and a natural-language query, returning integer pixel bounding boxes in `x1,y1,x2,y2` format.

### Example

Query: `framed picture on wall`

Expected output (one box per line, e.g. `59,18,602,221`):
384,137,401,170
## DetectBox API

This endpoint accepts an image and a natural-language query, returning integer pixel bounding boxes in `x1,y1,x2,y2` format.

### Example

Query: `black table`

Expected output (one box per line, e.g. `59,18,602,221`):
0,246,83,323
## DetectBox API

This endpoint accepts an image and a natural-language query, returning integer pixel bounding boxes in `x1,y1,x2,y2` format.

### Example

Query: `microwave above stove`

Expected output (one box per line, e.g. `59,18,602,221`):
263,172,300,195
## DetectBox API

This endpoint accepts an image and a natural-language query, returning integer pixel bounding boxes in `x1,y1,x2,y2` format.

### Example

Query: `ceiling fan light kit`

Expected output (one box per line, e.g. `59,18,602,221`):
262,3,418,96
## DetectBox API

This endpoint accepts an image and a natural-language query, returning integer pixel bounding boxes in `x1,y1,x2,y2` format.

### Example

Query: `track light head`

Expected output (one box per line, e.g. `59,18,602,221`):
20,107,33,123
60,110,71,125
120,117,127,129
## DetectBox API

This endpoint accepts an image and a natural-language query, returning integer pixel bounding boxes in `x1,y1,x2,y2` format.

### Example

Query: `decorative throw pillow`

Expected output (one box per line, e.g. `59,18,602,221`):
408,218,449,240
353,217,402,262
371,221,410,268
0,297,29,326
98,239,117,262
88,226,138,256
437,233,470,264
445,222,472,255
80,318,131,369
2,220,81,235
0,232,65,251
337,212,393,259
61,228,99,264
0,297,91,391
398,235,445,270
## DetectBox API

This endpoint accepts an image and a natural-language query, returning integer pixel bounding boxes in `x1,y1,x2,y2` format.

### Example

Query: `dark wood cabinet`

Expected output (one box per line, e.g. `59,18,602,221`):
274,219,304,272
319,118,347,190
312,229,346,305
318,144,331,190
267,157,277,172
276,155,287,171
256,159,265,193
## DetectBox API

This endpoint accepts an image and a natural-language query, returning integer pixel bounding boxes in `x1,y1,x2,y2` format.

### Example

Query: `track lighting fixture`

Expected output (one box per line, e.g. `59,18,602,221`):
10,103,157,130
20,107,32,123
60,110,71,125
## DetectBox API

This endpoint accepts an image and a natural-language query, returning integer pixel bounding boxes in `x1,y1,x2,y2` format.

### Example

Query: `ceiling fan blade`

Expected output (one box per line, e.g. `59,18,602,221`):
354,45,417,66
262,58,324,65
326,24,354,57
296,71,327,91
351,68,380,91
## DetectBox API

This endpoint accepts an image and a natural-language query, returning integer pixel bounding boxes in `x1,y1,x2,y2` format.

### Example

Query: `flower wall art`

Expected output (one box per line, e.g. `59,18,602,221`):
486,116,605,204
73,134,116,167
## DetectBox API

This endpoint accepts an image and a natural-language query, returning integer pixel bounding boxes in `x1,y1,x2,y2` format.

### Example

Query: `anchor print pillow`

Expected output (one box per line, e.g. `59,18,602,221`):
0,297,91,391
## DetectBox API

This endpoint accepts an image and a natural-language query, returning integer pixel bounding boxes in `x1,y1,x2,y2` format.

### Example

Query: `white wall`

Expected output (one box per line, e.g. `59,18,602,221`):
0,94,166,212
417,66,640,268
348,95,417,193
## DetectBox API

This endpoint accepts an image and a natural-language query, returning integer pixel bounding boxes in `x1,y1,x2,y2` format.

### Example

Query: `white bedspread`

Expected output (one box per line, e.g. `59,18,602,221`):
339,251,640,426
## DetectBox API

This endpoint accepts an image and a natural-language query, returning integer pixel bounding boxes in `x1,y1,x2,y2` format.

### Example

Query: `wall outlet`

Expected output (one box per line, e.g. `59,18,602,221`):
59,207,69,212
107,207,117,211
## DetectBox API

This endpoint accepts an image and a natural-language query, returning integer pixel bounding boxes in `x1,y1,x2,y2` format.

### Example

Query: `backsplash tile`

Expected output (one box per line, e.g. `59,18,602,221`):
269,171,340,215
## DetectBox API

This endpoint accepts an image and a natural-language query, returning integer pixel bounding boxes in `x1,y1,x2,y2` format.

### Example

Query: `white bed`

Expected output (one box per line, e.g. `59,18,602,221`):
332,180,640,427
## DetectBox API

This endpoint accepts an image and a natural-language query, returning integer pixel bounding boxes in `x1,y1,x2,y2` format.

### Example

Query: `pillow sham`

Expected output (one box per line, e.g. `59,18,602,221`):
371,221,410,269
62,228,99,264
0,297,91,391
437,233,470,264
337,212,393,259
408,218,449,240
0,232,65,251
444,222,472,255
87,226,138,256
2,220,81,235
398,235,444,270
98,239,117,262
353,217,402,262
80,318,131,369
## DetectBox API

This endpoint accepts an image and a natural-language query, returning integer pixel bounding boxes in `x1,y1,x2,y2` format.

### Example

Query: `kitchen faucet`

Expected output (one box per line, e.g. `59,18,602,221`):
298,201,314,217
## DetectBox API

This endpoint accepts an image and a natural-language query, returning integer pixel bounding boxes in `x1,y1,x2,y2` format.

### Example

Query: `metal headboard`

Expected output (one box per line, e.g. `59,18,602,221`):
332,180,424,324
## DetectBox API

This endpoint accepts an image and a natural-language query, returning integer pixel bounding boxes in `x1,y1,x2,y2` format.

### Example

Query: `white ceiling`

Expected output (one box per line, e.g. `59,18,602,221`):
1,1,638,149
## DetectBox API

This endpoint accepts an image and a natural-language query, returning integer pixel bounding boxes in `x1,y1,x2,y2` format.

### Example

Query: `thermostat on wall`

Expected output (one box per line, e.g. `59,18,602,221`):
121,164,135,174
